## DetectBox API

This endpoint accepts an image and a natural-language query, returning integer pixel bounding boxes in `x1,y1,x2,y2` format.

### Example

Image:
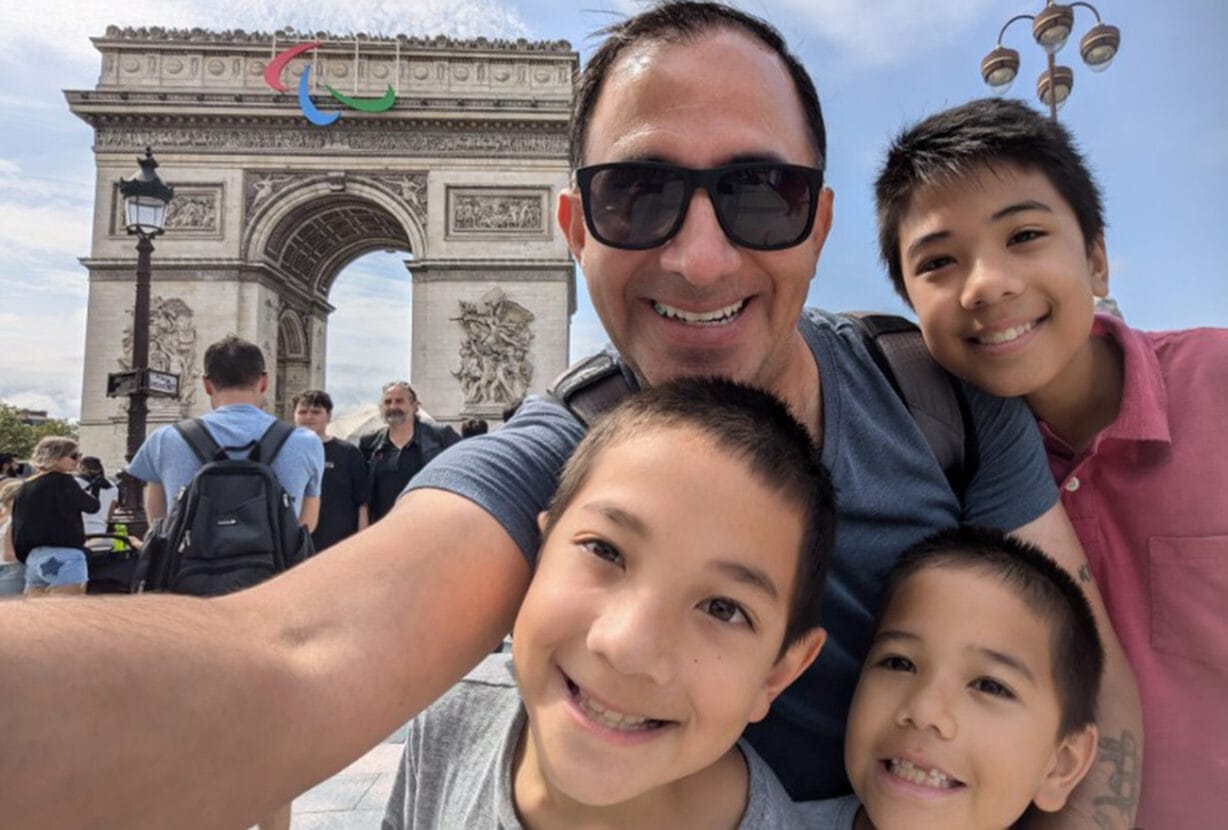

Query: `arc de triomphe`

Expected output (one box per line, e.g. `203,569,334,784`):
67,27,578,468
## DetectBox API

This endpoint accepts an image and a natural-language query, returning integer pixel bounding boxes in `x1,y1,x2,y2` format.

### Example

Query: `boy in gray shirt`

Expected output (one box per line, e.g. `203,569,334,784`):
383,379,833,829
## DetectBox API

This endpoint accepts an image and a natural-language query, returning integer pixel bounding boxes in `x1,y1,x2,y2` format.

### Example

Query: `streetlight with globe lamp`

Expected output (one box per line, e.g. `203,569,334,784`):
980,1,1121,120
107,146,174,533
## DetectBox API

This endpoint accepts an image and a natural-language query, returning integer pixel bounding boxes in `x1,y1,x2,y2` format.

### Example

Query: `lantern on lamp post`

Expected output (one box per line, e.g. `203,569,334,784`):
980,1,1121,120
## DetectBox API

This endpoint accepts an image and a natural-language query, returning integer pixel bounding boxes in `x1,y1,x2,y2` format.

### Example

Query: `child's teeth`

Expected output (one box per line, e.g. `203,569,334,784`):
888,758,958,789
976,320,1037,345
575,688,660,732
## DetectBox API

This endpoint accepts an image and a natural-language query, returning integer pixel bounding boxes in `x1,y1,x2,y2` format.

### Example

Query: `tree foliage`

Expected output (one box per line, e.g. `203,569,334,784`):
0,403,79,459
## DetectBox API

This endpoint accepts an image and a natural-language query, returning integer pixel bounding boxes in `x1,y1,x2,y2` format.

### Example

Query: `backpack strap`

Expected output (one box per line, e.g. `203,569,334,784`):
546,351,635,427
174,418,226,465
842,312,978,499
254,420,296,466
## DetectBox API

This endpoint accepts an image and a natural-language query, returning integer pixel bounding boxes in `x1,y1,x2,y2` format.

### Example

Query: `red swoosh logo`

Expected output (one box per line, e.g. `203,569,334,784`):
264,42,322,93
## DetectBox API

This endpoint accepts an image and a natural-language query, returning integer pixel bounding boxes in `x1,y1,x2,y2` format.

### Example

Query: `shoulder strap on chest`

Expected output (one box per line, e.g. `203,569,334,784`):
254,420,295,466
841,312,978,498
174,418,225,465
546,352,635,427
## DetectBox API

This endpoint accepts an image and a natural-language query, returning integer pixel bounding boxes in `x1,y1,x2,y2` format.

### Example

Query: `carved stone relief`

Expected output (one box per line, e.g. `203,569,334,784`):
111,185,221,236
163,190,219,232
452,288,535,406
447,187,548,237
245,170,428,230
118,296,198,416
98,126,568,158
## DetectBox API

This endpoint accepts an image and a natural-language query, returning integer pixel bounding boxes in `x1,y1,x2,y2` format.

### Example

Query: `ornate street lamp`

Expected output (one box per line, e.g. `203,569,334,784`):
107,147,174,532
980,2,1121,119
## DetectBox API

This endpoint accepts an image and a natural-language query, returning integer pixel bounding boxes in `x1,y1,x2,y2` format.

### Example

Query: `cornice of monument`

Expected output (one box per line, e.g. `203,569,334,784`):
96,25,573,54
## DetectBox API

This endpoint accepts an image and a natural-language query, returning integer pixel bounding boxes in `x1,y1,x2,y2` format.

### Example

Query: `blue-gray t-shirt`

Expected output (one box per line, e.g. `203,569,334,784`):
409,308,1056,801
129,404,324,515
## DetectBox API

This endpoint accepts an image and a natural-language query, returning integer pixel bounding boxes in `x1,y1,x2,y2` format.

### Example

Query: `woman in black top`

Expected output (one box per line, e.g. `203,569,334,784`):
11,437,98,596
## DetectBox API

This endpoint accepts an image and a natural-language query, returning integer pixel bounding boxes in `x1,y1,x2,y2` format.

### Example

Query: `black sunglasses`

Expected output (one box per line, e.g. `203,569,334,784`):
575,161,824,251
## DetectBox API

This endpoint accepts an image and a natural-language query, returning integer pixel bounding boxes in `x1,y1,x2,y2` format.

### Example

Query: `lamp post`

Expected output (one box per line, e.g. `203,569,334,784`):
980,2,1121,119
109,147,174,532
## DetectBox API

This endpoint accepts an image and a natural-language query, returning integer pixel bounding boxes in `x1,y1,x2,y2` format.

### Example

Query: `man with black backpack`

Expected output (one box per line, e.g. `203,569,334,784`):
129,335,324,590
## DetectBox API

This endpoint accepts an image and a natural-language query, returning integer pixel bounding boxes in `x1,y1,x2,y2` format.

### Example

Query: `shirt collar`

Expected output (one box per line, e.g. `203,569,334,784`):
1091,312,1170,445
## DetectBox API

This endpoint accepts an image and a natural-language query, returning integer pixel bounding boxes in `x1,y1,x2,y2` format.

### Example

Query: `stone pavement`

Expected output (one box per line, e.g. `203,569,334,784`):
279,725,407,830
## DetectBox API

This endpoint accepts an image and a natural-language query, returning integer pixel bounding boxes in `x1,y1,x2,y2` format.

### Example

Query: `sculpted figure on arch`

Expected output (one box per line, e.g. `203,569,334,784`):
0,3,1140,829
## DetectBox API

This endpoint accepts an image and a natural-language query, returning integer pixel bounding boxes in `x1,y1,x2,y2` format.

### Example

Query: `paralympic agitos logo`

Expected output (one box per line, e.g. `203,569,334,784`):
263,42,396,126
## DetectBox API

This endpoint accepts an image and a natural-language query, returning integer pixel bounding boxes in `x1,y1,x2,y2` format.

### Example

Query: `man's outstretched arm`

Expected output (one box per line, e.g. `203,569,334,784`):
1012,504,1143,830
0,487,529,830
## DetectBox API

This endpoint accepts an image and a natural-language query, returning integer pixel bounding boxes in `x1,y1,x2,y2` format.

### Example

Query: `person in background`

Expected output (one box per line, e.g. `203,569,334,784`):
10,437,98,597
292,389,368,553
75,456,118,548
359,381,460,523
0,478,25,597
0,452,19,480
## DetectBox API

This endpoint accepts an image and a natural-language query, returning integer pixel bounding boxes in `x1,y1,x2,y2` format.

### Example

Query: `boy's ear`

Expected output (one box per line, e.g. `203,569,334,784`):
1033,724,1099,812
747,627,827,723
1088,234,1110,298
536,511,549,534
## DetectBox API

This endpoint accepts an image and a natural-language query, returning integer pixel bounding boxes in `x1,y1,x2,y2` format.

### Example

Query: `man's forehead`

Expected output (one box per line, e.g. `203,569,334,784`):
586,28,812,167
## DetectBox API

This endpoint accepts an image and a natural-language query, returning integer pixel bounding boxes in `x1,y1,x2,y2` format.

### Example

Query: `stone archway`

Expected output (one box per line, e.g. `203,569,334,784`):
69,27,578,468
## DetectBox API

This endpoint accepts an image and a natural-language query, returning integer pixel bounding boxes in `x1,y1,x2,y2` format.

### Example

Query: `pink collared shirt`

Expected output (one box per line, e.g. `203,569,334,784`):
1040,313,1228,828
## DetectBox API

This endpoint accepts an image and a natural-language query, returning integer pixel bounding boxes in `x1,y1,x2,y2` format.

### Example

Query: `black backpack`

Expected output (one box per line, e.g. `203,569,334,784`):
548,312,979,499
135,418,314,596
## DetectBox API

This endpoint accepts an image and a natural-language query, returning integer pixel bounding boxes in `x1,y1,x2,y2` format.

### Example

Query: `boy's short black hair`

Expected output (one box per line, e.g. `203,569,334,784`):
202,335,266,390
543,378,835,658
875,97,1105,304
292,389,334,413
571,1,826,171
881,526,1104,737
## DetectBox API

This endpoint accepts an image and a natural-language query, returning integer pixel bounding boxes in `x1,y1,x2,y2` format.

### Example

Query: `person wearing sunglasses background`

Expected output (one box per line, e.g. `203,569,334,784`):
7,436,97,597
0,3,1138,828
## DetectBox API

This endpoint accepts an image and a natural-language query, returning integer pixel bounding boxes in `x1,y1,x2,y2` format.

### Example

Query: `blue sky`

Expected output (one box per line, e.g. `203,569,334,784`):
0,0,1224,419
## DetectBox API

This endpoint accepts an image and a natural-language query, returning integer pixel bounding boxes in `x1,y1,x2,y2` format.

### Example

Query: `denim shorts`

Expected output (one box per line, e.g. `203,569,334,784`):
24,547,88,589
0,561,25,596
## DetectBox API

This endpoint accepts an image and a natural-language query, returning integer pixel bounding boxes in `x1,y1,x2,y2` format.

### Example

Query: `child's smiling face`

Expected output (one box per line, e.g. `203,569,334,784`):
511,425,822,809
897,163,1109,399
845,564,1088,830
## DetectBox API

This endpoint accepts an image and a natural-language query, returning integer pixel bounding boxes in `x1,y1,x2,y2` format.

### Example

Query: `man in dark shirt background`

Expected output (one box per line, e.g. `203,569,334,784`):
359,382,460,524
292,390,367,551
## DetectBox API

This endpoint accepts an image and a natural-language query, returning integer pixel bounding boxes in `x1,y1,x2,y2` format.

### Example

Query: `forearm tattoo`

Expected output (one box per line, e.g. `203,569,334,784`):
1093,730,1140,829
1078,564,1093,584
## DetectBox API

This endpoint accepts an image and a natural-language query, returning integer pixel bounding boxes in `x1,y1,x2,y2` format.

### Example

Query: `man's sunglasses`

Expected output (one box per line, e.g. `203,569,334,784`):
575,161,824,251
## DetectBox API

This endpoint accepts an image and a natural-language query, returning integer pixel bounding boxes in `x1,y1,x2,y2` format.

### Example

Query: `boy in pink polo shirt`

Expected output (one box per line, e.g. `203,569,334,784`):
873,96,1228,827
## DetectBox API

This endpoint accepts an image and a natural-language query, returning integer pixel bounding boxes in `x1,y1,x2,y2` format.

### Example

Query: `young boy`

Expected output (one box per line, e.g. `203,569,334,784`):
875,96,1228,826
382,378,833,829
801,526,1102,829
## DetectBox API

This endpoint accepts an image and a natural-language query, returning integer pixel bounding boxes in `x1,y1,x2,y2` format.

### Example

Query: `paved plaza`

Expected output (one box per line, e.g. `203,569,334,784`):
272,725,406,830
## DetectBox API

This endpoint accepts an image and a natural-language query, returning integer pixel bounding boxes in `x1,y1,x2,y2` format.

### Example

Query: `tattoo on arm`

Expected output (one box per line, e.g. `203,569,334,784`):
1093,730,1140,829
1078,564,1093,584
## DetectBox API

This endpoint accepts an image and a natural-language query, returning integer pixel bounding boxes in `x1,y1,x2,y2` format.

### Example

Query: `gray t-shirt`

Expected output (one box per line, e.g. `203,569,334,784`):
409,308,1056,800
382,655,812,830
129,404,323,514
798,794,860,829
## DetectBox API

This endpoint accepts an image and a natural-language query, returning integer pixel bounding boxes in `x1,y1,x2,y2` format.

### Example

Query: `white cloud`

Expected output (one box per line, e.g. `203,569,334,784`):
773,0,1005,69
0,0,531,70
0,202,94,263
0,307,87,420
